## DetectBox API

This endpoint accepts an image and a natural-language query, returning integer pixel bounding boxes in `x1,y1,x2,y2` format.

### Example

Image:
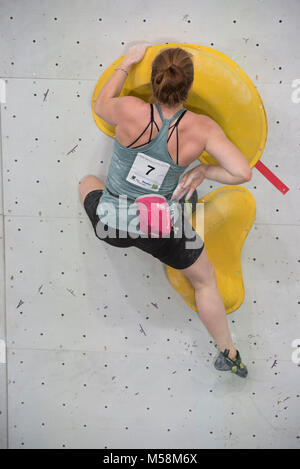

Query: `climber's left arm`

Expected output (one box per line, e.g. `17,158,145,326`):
93,60,133,126
93,44,151,126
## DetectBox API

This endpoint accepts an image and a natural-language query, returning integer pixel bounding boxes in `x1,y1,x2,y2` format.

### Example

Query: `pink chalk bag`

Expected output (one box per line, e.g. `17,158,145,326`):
135,194,173,238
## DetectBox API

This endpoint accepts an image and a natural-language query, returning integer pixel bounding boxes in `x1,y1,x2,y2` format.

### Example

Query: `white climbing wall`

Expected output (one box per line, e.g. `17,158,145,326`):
0,0,300,449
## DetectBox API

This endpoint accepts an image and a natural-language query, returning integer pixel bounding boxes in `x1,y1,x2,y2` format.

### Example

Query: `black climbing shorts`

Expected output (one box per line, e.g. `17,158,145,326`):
83,189,204,269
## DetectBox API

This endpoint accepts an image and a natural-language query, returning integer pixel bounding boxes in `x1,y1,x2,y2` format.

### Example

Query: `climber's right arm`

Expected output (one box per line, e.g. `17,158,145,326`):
202,118,252,184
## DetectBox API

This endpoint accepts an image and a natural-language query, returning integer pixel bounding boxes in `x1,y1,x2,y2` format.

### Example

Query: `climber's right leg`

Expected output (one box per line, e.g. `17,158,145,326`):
179,246,238,358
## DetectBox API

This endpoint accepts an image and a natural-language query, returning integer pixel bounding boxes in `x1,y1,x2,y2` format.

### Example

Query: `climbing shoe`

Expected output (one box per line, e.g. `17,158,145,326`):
214,349,248,378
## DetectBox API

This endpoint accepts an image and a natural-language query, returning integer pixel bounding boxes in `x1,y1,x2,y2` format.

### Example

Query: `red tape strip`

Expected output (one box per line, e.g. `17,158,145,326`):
255,160,289,195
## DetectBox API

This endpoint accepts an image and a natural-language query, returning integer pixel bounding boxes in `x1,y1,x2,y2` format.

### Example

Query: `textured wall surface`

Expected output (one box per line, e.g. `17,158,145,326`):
0,0,300,449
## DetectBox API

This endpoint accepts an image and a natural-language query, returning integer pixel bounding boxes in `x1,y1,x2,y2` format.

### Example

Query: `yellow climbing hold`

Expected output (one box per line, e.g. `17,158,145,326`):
92,43,267,168
165,186,256,315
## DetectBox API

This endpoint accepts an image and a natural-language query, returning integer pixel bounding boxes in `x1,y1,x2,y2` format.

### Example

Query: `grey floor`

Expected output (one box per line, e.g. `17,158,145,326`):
0,0,300,449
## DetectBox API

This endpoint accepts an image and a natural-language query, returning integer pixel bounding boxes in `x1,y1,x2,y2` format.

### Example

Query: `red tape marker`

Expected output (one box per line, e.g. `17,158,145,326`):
255,160,289,195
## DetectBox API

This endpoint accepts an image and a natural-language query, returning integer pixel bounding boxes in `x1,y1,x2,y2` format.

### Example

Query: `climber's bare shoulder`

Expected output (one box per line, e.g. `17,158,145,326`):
116,96,217,166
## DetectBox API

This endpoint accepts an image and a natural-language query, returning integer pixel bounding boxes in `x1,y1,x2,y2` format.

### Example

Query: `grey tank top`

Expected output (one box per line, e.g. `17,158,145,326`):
96,102,189,234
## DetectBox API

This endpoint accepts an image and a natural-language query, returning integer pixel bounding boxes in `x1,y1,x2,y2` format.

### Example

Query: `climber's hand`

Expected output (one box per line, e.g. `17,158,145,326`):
123,43,152,66
171,165,206,201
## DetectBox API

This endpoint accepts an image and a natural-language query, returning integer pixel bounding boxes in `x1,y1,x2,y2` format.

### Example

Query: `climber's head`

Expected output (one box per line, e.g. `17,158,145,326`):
150,47,194,109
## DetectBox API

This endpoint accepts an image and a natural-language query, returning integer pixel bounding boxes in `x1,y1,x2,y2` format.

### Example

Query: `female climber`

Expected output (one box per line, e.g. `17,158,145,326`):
79,44,252,378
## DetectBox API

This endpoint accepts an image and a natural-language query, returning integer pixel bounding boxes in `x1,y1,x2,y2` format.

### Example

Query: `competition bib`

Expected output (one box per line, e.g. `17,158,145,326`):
126,152,170,192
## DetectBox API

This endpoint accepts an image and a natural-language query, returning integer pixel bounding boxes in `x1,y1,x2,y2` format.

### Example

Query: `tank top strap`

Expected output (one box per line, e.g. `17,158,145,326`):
154,102,186,125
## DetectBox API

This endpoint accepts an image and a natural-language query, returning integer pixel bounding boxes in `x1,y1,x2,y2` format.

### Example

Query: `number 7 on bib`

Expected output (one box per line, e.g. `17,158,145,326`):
126,152,170,191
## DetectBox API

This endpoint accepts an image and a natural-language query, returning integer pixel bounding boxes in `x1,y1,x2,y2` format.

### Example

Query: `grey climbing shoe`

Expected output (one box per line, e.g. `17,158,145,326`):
214,349,248,378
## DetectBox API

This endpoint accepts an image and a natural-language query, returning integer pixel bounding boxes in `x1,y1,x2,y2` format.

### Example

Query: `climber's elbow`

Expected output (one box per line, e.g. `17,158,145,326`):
245,168,252,181
241,168,252,182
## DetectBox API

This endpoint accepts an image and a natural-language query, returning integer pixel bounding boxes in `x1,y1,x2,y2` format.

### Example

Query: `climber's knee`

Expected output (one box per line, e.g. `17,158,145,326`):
179,246,216,289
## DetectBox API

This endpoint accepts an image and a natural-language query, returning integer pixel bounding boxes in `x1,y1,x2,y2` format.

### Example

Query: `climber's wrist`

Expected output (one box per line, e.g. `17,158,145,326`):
196,164,208,179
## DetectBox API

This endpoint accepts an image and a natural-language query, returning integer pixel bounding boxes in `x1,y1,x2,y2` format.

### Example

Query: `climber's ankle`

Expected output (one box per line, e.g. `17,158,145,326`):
221,347,237,360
